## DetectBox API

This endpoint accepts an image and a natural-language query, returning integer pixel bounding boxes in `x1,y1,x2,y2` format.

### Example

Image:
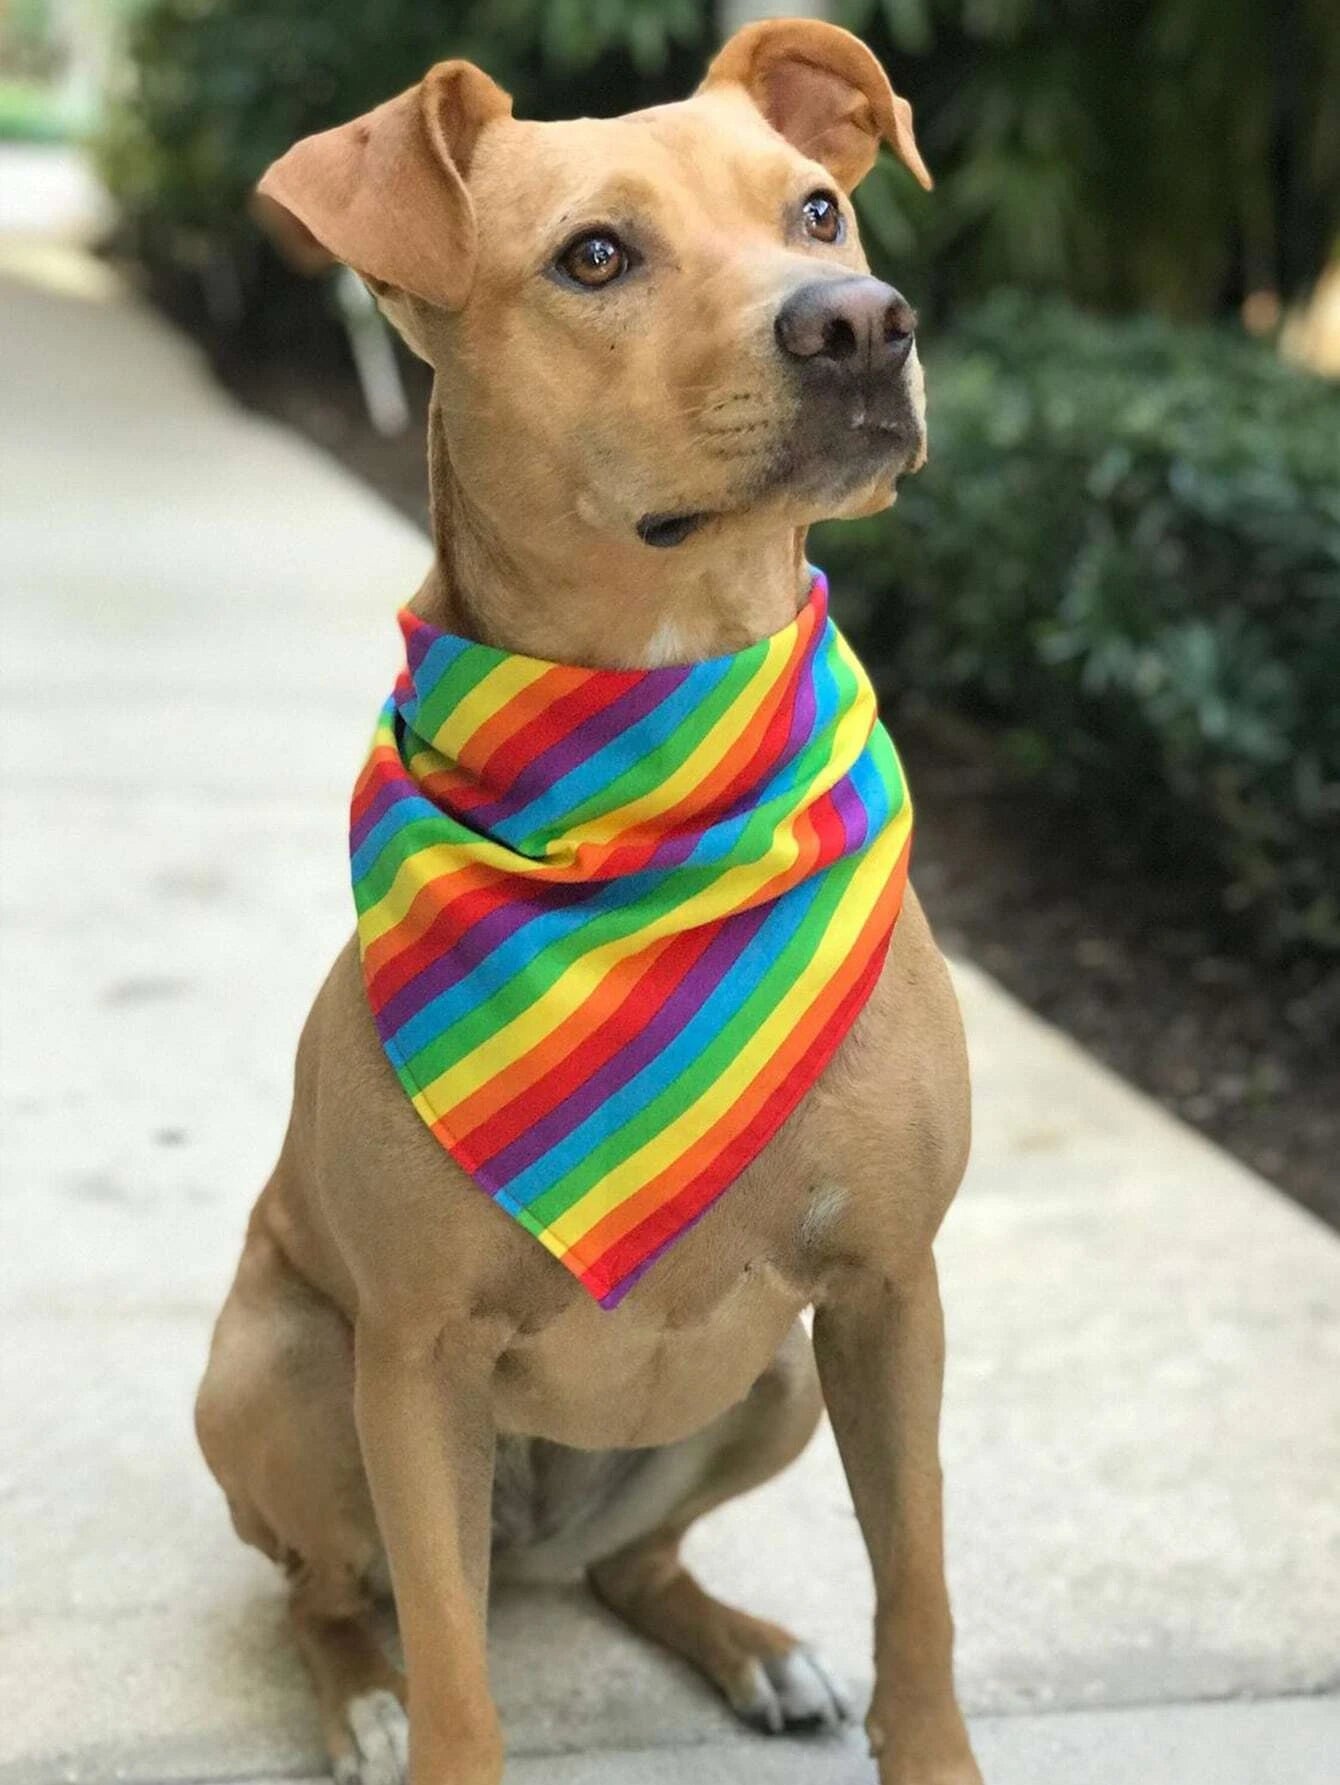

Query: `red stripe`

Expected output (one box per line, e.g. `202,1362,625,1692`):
364,869,516,1013
451,670,642,814
693,617,819,819
457,921,721,1164
351,743,405,827
590,612,816,881
572,834,910,1295
805,786,848,874
454,662,588,776
579,937,888,1301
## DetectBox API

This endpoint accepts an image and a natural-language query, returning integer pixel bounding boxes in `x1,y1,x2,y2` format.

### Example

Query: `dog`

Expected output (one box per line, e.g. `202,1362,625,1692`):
196,19,982,1785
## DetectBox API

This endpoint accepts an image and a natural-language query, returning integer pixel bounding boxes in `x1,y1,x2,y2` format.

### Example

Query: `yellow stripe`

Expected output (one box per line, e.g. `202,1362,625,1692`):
406,679,886,1111
359,644,791,950
406,822,809,1115
538,817,906,1249
392,625,789,894
421,653,554,756
553,624,793,849
361,648,879,949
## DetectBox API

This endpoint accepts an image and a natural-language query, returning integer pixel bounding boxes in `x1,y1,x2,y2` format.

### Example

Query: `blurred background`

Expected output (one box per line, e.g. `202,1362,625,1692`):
3,0,1337,1233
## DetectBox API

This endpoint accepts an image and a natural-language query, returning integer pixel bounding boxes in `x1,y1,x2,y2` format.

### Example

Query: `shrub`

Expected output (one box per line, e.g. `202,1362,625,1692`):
839,0,1340,321
100,0,1340,323
816,295,1340,957
97,0,707,256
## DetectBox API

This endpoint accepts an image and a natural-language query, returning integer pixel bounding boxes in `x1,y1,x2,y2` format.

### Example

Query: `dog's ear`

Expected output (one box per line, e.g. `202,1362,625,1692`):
701,18,930,194
256,60,512,307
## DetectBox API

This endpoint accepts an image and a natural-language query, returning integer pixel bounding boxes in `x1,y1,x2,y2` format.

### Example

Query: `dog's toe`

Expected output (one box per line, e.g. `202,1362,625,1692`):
333,1688,408,1785
732,1645,851,1734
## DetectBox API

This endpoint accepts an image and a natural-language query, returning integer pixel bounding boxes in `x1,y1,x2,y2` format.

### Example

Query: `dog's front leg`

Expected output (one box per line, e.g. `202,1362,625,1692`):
813,1257,981,1785
354,1320,502,1785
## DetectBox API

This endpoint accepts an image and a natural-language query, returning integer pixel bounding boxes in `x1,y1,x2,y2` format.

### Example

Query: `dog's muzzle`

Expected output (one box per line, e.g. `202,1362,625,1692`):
774,275,919,447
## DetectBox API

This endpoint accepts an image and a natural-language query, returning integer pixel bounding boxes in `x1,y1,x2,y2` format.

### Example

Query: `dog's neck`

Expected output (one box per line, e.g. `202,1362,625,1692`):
411,401,812,669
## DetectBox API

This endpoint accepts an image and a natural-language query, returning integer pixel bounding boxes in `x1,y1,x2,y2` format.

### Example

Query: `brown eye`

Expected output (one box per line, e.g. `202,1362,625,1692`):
801,190,843,245
559,232,628,288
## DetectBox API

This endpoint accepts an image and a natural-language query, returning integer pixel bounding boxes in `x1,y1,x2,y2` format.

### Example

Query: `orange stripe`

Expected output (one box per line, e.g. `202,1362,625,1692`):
351,736,400,813
424,783,849,1141
440,929,684,1136
453,662,591,777
358,857,505,980
568,839,909,1271
590,611,817,876
582,932,887,1301
549,797,837,1268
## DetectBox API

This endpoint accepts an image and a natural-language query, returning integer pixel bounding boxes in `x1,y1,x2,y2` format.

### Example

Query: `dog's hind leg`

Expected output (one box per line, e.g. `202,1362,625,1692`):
587,1318,849,1734
195,1209,406,1785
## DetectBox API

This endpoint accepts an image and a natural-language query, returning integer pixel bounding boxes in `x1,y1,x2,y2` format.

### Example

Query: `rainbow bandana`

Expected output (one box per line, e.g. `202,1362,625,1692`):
350,570,911,1308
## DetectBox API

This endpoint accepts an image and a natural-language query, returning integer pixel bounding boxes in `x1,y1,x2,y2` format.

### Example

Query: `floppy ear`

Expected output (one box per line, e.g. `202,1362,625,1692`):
256,60,512,307
701,18,930,194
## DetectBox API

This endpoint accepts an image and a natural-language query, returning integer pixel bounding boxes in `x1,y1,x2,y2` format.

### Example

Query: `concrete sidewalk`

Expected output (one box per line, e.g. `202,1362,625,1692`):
2,245,1338,1784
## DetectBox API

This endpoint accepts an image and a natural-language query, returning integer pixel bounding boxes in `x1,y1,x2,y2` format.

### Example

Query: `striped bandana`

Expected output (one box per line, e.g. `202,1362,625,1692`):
350,569,912,1308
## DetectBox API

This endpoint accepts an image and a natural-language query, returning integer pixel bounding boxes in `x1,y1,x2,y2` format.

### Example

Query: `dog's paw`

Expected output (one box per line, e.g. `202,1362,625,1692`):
730,1644,852,1735
332,1688,409,1785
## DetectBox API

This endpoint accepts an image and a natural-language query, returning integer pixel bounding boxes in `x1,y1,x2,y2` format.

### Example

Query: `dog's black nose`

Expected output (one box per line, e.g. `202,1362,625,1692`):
775,277,916,375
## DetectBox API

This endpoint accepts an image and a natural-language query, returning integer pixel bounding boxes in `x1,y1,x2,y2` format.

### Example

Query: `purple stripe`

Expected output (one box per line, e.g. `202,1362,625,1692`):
351,767,413,856
830,771,870,854
597,1197,717,1308
637,822,713,874
465,666,692,836
624,612,829,877
403,617,436,677
375,877,598,1039
475,900,772,1181
782,623,821,758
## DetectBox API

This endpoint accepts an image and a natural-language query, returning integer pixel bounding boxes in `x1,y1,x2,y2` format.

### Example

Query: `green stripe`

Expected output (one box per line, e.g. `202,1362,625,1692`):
521,849,864,1227
867,725,908,814
383,655,867,1073
353,807,484,914
410,647,508,745
517,648,764,854
398,771,801,1087
357,656,761,904
363,629,861,915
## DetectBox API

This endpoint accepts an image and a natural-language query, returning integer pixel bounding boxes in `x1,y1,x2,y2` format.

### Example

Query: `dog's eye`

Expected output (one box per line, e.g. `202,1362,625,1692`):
558,231,629,289
800,191,844,245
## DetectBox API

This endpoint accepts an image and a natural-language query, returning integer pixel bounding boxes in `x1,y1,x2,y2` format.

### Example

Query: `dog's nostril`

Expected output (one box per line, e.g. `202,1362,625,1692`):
823,318,858,360
884,298,917,342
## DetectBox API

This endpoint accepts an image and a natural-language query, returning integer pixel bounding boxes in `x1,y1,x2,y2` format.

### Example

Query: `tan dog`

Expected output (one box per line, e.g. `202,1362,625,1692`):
197,19,982,1785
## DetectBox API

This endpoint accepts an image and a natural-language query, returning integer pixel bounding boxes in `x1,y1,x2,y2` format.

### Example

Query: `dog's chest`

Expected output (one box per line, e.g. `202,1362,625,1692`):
491,1241,817,1451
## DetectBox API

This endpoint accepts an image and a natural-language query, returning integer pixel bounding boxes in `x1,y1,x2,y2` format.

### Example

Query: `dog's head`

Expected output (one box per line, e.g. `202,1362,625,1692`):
259,20,929,560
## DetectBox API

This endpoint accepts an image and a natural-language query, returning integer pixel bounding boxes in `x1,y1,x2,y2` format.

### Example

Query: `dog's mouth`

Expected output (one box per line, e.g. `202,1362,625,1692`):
636,510,710,549
634,403,922,548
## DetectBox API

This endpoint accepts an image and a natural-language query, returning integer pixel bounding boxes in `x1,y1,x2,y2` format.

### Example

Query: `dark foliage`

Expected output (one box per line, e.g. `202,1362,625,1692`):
97,0,707,258
100,0,1340,323
816,295,1340,956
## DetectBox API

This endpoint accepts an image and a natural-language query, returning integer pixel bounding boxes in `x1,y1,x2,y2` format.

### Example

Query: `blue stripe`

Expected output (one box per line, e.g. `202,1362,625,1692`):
388,649,861,1066
495,869,830,1212
399,633,470,733
676,617,843,870
495,657,735,850
391,799,784,1071
844,733,898,845
352,789,453,886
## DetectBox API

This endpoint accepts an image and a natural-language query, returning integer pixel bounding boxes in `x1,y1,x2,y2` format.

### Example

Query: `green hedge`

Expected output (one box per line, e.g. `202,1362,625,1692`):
815,296,1340,957
100,0,1340,323
97,0,707,247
